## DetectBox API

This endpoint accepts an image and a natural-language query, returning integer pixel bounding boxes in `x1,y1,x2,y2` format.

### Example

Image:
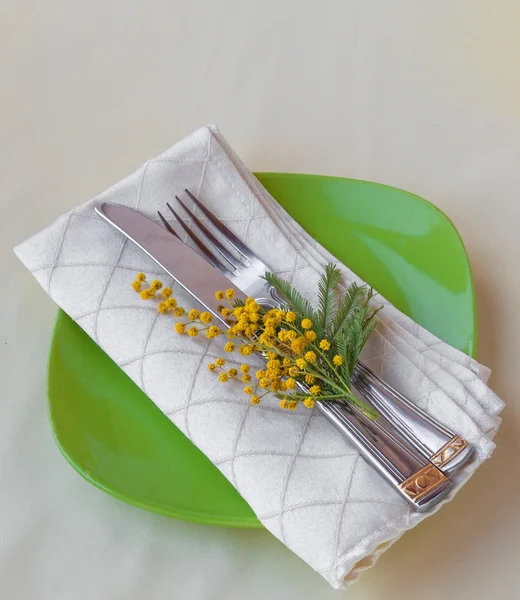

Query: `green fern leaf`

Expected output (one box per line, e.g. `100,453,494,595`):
359,317,377,349
263,272,317,322
315,263,342,339
345,313,363,376
332,282,366,339
334,330,352,384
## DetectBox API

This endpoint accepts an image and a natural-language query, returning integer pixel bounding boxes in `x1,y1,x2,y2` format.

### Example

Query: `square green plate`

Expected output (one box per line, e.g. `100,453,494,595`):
47,173,477,528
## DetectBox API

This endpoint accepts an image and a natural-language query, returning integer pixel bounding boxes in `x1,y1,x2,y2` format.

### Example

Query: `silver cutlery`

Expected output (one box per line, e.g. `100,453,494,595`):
95,198,457,511
162,189,472,476
352,364,472,473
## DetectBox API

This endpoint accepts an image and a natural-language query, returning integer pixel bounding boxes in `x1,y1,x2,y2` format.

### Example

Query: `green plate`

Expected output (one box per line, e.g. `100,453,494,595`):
47,173,477,528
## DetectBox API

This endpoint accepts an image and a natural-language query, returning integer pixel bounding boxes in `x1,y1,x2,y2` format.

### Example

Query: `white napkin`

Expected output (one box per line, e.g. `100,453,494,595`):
14,125,504,589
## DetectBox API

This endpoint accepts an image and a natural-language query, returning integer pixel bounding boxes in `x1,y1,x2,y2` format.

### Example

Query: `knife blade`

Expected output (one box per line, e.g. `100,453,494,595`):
95,202,247,322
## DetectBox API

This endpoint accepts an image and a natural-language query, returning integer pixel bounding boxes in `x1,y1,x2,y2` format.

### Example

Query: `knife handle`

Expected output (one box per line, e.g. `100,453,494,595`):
352,362,473,474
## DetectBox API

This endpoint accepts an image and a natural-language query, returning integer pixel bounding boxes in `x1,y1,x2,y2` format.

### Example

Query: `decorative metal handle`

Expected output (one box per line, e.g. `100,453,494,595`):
316,399,452,511
352,362,473,474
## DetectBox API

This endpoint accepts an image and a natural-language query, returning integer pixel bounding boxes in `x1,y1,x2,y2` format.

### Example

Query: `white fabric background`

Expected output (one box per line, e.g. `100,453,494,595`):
1,1,519,598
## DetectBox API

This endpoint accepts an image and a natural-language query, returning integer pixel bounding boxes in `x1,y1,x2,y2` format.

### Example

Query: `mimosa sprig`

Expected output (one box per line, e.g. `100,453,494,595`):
132,263,382,416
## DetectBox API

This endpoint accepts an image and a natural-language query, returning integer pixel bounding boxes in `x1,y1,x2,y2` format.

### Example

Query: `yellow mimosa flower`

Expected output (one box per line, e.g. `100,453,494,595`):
304,351,317,363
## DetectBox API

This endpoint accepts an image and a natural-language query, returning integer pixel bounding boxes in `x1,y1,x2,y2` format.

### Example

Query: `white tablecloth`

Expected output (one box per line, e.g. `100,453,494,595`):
1,1,519,598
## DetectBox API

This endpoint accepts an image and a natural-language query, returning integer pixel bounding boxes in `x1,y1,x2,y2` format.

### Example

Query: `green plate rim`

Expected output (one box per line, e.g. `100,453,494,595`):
46,314,264,528
46,172,478,528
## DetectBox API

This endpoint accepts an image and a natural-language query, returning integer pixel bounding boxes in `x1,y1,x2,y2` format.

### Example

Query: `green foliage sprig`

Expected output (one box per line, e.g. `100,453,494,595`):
263,263,382,416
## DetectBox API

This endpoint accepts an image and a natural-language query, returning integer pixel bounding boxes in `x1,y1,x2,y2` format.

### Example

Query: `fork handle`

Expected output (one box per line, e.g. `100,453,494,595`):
352,362,473,474
316,399,452,511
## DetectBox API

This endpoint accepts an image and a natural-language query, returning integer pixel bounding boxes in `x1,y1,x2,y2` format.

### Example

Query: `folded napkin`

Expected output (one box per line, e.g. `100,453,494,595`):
15,125,504,589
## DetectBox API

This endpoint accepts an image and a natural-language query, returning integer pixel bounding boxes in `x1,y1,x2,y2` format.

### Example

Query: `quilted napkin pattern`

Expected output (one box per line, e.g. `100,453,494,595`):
15,125,504,589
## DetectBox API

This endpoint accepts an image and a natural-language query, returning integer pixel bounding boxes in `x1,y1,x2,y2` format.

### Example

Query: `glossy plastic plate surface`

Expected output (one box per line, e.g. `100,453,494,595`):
48,173,476,528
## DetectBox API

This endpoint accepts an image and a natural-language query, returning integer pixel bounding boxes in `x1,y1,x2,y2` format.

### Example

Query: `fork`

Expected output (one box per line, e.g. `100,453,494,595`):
160,189,473,473
157,190,469,510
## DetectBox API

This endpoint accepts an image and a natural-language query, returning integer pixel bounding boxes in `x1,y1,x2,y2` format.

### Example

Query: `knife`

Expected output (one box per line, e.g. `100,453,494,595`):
95,202,453,511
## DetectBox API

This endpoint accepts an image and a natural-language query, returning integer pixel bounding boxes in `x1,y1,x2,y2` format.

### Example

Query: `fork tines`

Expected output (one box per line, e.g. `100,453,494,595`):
157,189,252,275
